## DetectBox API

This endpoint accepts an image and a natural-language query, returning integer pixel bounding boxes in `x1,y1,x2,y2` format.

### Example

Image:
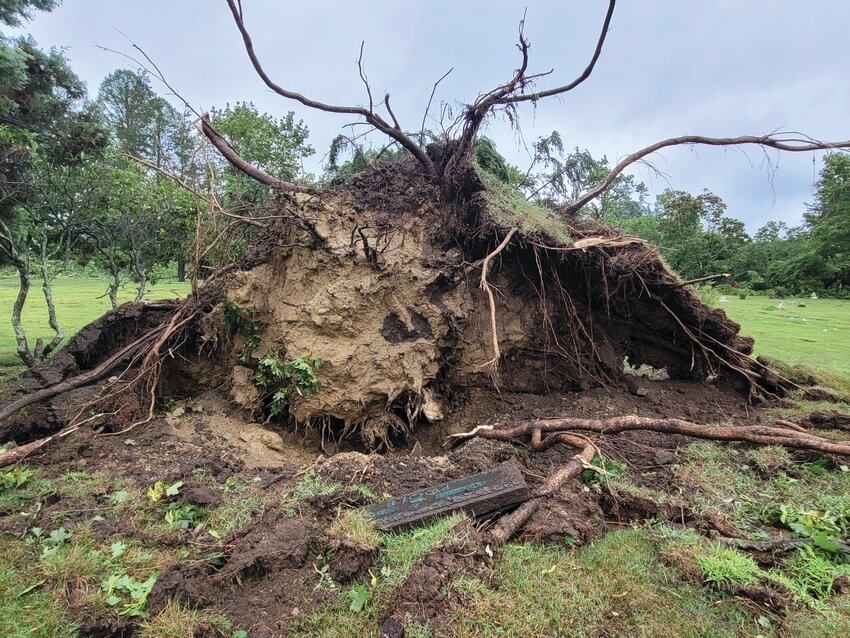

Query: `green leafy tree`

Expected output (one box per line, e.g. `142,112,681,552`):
0,0,58,26
211,102,312,206
804,153,850,290
653,188,750,280
0,5,109,366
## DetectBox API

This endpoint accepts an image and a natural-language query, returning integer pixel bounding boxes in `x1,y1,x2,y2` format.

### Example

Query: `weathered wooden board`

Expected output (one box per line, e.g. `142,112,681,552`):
365,462,529,530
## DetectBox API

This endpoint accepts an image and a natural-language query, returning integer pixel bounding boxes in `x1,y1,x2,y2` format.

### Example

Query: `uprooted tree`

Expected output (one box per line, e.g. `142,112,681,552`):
1,0,849,540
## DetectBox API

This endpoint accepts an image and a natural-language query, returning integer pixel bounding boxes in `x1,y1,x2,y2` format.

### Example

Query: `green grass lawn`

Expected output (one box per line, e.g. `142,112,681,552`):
0,273,191,375
719,296,850,384
1,275,848,386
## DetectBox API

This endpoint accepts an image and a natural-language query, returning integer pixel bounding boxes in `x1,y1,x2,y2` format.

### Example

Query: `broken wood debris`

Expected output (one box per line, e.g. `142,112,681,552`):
365,462,529,530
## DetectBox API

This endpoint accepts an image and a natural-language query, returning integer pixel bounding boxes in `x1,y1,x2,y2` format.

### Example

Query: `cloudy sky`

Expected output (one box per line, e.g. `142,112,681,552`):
15,0,850,231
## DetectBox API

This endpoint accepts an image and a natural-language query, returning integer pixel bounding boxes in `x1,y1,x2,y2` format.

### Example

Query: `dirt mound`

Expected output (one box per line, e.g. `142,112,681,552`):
0,154,788,455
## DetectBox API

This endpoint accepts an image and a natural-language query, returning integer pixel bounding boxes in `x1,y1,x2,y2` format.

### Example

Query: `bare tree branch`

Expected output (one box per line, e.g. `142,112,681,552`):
501,0,616,105
563,133,850,215
420,67,453,144
448,0,615,174
224,0,436,177
198,117,329,248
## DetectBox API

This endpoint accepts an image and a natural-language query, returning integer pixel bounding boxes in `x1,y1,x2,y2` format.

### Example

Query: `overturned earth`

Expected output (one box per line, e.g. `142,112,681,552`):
2,156,782,450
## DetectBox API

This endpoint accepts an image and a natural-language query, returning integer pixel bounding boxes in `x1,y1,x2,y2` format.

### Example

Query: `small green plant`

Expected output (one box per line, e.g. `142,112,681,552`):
348,483,379,502
223,299,262,351
102,571,158,617
313,557,336,591
163,502,205,530
254,352,325,417
347,583,371,612
580,454,626,484
147,480,183,502
30,526,73,556
108,490,130,505
759,502,849,552
0,466,34,491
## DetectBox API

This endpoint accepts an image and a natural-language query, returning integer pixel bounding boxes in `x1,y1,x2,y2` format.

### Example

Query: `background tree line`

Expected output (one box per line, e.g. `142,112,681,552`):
1,1,848,368
0,1,313,365
477,131,850,298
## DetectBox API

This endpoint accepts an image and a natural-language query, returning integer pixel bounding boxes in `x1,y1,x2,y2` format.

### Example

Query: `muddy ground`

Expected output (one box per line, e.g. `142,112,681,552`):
5,366,844,638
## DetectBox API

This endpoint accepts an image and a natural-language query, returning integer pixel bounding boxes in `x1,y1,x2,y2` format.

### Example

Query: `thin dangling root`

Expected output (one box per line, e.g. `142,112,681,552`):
479,227,518,371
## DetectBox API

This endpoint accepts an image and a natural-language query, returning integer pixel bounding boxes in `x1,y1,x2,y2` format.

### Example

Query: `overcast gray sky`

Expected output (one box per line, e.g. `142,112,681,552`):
16,0,850,231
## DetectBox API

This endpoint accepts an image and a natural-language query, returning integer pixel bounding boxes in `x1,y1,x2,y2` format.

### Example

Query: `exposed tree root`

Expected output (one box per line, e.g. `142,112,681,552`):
0,302,176,422
446,416,850,543
479,227,518,370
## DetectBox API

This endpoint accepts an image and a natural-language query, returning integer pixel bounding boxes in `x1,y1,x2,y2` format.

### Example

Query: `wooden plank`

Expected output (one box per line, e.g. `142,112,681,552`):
365,462,529,530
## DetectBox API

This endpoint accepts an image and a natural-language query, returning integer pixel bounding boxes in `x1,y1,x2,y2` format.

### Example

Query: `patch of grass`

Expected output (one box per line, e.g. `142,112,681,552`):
689,541,850,610
137,600,239,638
696,545,762,588
674,440,850,534
476,168,572,243
56,470,111,501
286,471,342,502
770,398,850,420
291,513,467,637
780,545,850,600
379,512,468,588
452,529,766,638
207,490,270,537
719,296,850,386
0,536,76,638
330,509,381,550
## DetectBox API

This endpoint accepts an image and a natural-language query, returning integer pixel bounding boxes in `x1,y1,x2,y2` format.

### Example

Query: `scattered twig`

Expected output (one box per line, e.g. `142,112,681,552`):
675,273,731,288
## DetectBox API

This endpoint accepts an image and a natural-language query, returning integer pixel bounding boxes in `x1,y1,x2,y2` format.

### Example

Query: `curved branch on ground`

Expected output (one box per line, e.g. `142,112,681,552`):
448,415,850,456
448,415,850,542
224,0,436,177
563,133,850,215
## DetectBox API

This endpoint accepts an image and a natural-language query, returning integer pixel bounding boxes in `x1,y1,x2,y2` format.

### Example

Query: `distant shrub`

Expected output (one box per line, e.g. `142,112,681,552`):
771,287,791,299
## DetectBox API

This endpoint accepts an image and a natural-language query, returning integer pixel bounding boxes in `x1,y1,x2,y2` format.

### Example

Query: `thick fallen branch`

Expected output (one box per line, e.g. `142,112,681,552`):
447,415,850,542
